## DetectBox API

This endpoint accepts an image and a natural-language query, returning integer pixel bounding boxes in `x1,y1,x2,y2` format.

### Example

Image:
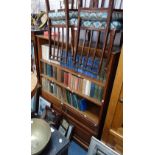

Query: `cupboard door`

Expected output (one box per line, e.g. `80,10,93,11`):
102,48,123,154
111,85,123,130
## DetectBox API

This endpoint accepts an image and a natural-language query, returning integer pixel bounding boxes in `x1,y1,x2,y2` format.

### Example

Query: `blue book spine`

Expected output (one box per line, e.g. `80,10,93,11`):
79,98,87,111
46,64,52,77
90,83,95,97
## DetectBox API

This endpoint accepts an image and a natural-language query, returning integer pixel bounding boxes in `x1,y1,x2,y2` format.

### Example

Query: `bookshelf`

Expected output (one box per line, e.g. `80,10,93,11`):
36,34,120,148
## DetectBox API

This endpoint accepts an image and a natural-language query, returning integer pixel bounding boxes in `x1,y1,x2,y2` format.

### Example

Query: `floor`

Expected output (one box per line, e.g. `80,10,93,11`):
68,141,87,155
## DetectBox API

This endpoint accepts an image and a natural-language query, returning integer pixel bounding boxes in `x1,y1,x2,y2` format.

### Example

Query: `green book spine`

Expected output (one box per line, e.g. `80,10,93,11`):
72,94,79,109
66,90,71,104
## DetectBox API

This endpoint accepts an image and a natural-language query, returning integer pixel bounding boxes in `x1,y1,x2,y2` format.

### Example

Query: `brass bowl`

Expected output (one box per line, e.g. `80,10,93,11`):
31,118,51,155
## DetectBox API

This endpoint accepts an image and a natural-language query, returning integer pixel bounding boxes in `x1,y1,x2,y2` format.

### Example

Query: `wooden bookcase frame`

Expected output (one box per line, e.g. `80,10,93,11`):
36,34,120,148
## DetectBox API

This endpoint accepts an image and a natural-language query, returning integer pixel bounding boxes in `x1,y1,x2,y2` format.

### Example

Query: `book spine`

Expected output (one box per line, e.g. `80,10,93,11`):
90,82,95,97
82,79,86,95
93,84,99,99
85,80,91,96
57,68,61,82
68,73,72,89
41,45,45,60
78,78,83,93
46,64,52,77
50,82,54,94
64,72,69,86
74,76,79,91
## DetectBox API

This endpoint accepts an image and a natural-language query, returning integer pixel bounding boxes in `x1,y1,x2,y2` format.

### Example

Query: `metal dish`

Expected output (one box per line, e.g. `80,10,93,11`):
31,118,51,155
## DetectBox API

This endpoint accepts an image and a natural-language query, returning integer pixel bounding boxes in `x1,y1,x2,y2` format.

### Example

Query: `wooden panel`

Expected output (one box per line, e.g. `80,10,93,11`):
62,103,99,131
102,48,123,154
63,113,98,149
111,85,123,129
41,89,98,148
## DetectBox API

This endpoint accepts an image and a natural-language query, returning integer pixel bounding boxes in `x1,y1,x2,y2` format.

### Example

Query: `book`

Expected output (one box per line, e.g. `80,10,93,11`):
53,83,57,96
53,66,57,79
90,82,95,98
78,78,83,93
74,76,79,91
64,72,69,86
94,84,99,99
66,90,71,104
47,80,51,92
82,79,86,95
41,44,50,61
69,92,73,106
42,63,47,75
61,70,64,83
68,73,72,89
79,98,87,111
72,94,79,109
57,68,61,82
46,64,52,77
50,82,54,94
84,80,91,96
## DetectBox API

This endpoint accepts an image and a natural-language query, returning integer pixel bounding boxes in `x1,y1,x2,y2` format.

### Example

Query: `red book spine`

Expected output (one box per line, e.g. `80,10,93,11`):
64,72,68,86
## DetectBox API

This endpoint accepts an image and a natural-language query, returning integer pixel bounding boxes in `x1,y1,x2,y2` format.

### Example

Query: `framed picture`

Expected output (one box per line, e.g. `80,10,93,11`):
58,125,66,136
87,137,120,155
38,96,51,116
61,119,69,130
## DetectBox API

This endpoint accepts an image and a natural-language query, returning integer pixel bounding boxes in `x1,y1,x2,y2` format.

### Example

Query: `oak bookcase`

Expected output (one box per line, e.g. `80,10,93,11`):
35,34,120,148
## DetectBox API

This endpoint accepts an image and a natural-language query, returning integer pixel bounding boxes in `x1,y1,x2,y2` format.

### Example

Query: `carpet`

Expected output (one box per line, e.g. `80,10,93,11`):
68,141,87,155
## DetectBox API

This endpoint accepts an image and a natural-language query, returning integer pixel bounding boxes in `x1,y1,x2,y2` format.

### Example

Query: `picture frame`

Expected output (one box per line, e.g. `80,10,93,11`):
58,125,66,136
87,137,120,155
38,96,51,116
61,119,69,130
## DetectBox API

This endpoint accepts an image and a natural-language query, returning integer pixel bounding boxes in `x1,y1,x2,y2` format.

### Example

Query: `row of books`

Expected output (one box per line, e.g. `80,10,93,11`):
42,62,104,102
42,77,87,111
63,71,104,101
41,44,106,81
